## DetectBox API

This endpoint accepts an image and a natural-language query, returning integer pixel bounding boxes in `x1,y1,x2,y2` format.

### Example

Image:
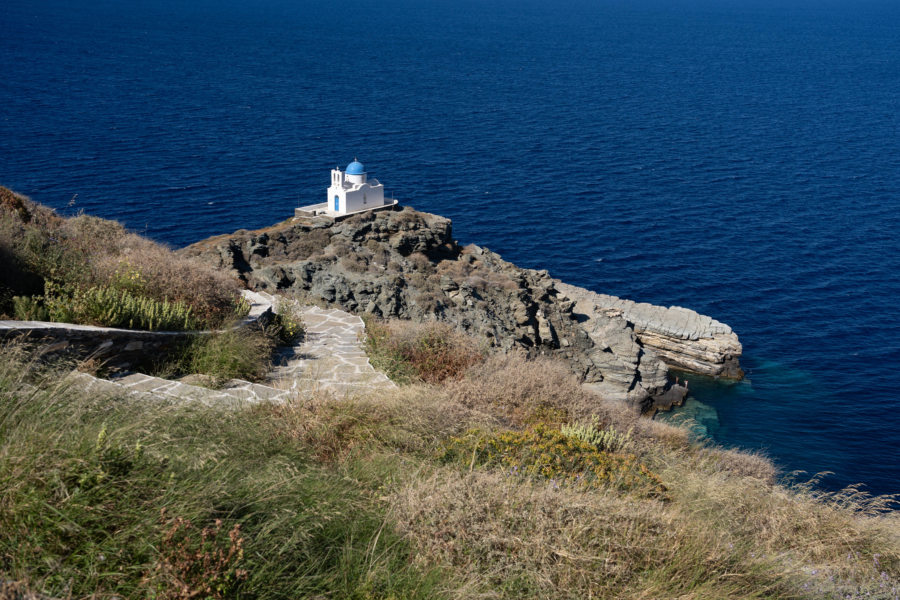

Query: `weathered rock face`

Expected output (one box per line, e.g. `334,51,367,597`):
555,282,744,379
181,207,741,412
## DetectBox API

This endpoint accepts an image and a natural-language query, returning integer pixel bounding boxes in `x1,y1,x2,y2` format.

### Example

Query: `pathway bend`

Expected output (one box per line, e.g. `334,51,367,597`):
267,304,395,396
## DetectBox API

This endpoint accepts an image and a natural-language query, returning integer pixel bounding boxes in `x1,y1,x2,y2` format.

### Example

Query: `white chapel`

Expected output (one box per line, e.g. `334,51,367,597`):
328,160,390,213
295,159,397,218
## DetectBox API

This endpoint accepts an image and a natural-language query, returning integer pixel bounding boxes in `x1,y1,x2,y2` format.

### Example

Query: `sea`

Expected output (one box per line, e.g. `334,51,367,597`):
2,0,898,496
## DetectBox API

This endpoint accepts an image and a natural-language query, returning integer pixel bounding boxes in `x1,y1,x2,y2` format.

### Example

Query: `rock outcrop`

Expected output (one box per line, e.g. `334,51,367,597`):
181,206,741,412
555,282,743,379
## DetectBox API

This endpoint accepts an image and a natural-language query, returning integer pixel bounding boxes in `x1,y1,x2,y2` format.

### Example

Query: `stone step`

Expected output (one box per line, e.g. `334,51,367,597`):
261,304,395,395
106,372,285,405
222,379,292,402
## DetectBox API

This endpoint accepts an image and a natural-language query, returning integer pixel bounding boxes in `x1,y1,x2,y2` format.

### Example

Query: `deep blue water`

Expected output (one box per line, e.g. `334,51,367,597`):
2,0,899,495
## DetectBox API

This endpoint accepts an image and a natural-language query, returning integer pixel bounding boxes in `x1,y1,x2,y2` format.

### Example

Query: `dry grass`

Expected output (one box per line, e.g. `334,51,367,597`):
443,351,697,464
659,465,900,598
390,469,676,598
631,415,694,450
364,318,485,384
697,446,779,483
390,462,900,599
443,352,608,427
0,581,45,600
2,323,898,599
258,386,491,462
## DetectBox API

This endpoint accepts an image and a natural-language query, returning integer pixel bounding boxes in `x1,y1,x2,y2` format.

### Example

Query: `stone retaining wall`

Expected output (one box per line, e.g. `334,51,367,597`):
0,290,273,371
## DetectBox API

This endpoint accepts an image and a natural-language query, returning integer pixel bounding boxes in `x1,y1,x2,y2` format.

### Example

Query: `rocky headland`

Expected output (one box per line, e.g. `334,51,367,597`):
181,207,742,412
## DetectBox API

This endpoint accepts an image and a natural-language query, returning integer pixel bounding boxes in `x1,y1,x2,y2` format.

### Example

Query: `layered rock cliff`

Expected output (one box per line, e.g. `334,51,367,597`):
181,207,741,412
555,282,743,379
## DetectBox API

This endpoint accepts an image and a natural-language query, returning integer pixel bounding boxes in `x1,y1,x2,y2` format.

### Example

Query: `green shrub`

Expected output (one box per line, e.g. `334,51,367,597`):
178,328,275,385
265,298,305,344
438,425,667,498
561,415,633,453
42,283,199,331
11,295,48,321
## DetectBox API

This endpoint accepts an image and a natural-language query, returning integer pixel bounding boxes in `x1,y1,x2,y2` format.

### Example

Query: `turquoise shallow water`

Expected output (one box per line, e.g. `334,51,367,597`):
2,0,899,494
658,359,870,488
657,361,819,446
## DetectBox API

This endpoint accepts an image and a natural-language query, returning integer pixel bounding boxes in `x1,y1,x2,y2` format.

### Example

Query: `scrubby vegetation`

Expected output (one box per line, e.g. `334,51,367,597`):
363,318,483,384
438,425,668,497
0,188,314,386
162,328,277,386
151,300,306,386
0,187,242,330
0,345,445,599
265,297,306,345
2,311,898,599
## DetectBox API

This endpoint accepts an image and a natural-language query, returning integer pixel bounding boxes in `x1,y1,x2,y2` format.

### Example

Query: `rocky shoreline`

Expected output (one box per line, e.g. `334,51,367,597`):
181,207,742,413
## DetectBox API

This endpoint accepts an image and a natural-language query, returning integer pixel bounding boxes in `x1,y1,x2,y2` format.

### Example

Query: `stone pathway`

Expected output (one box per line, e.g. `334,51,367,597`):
69,300,393,405
267,305,395,396
77,371,288,406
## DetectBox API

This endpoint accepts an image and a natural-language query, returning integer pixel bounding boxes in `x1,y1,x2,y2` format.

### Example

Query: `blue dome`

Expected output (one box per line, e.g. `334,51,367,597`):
346,161,365,175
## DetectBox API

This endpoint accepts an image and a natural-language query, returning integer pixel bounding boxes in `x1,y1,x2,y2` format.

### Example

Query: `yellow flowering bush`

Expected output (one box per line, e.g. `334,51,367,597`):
110,261,148,294
266,298,304,344
438,425,667,498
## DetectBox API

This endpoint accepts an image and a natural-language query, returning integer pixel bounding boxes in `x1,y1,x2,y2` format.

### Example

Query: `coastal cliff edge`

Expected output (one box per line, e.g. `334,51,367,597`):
181,207,742,412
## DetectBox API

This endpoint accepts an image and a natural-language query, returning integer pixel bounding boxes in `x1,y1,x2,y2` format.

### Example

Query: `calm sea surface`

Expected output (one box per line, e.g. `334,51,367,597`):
2,0,899,495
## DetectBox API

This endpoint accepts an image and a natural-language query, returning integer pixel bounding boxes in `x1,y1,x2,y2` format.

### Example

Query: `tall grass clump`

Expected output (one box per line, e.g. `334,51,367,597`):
165,327,275,386
261,386,486,463
364,318,483,384
0,344,450,599
444,352,609,426
145,301,299,385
